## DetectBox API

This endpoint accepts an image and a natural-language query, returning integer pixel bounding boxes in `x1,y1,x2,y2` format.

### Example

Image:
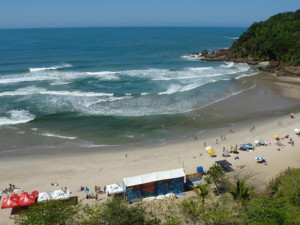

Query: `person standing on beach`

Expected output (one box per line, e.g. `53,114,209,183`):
216,139,219,144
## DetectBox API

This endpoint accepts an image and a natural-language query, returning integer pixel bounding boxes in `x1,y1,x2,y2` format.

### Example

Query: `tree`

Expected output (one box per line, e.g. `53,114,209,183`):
180,199,203,224
227,179,252,203
13,199,80,225
82,196,160,225
205,163,226,195
193,183,210,203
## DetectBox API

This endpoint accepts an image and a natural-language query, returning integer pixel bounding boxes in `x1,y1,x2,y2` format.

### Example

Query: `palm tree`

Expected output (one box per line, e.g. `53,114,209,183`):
206,163,225,195
193,184,210,203
228,179,252,203
181,199,203,224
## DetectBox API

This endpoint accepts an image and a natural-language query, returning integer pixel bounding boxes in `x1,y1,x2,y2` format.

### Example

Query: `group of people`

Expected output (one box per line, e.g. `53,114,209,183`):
78,185,106,200
95,185,106,194
1,184,19,194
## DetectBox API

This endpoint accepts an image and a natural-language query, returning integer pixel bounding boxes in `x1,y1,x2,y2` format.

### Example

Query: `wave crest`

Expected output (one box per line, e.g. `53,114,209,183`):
0,110,35,126
29,63,72,72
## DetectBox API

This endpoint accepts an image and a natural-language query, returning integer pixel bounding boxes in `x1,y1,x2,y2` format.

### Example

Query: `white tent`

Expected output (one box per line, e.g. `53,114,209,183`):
38,190,70,202
123,168,185,187
37,192,52,202
106,183,124,196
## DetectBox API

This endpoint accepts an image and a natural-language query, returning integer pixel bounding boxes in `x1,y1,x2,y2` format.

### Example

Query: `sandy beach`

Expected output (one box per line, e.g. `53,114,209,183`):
0,73,300,224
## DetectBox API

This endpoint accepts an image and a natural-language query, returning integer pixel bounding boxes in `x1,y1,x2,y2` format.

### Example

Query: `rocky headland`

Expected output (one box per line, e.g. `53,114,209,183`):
191,49,300,77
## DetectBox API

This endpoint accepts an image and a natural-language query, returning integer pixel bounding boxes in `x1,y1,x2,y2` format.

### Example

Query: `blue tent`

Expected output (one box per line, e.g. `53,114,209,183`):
245,143,253,147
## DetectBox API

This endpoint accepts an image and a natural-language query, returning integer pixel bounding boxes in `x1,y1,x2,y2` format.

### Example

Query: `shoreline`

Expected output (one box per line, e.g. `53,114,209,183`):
0,72,300,159
0,72,300,224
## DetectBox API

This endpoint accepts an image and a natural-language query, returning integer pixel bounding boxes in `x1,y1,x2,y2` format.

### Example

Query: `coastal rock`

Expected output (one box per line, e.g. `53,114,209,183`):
284,67,300,76
201,50,208,56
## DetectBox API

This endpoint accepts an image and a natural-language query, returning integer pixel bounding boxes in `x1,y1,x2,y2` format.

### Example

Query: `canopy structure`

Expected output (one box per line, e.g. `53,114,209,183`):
205,146,215,154
274,134,279,138
207,149,215,154
255,157,265,160
18,192,36,207
1,195,18,209
107,183,124,195
245,143,253,148
38,190,70,202
1,191,39,209
123,168,185,187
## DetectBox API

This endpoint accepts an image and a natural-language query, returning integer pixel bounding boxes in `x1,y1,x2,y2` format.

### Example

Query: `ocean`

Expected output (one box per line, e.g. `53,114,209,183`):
0,27,261,151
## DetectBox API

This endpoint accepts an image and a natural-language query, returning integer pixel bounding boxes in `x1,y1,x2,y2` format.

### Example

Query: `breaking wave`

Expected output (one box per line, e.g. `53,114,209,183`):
29,63,72,72
40,132,77,139
181,54,203,61
0,110,35,126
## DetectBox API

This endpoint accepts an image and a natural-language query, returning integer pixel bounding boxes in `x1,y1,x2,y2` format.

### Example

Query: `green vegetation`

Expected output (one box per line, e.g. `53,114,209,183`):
13,199,80,225
229,9,300,66
13,168,300,224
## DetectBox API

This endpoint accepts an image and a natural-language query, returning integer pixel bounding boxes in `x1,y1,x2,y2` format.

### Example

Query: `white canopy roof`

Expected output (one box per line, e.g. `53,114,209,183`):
107,183,124,195
123,168,185,187
38,190,70,202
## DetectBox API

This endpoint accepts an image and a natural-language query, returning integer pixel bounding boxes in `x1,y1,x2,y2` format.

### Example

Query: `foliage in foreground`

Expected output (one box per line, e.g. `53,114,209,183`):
13,199,79,225
12,168,300,225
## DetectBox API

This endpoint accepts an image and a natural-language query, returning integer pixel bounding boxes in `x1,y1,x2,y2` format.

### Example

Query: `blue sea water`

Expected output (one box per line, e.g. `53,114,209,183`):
0,27,259,149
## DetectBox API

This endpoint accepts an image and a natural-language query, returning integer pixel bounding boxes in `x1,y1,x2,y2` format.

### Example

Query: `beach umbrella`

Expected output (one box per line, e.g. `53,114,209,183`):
274,134,279,138
207,149,215,154
245,143,253,147
254,140,259,144
255,157,264,160
18,192,35,207
239,144,245,148
205,146,212,151
1,195,19,209
294,128,300,134
259,140,265,144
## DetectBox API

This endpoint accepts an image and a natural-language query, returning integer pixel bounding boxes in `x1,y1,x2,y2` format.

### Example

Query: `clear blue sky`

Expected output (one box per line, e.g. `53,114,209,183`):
0,0,299,28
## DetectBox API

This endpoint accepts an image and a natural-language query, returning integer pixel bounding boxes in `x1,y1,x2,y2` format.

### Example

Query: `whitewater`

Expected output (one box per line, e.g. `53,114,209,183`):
0,27,260,148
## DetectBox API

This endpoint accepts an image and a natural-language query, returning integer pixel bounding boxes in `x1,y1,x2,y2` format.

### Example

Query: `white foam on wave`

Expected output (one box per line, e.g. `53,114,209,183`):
0,76,56,84
220,62,234,68
79,143,120,148
40,90,113,97
235,72,258,80
158,84,182,95
40,132,77,140
0,86,113,98
0,110,35,126
181,54,203,61
50,81,71,86
85,71,119,81
29,63,72,72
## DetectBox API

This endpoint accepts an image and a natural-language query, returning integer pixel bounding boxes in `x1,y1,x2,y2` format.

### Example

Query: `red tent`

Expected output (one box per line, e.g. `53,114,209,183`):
1,195,19,209
31,190,39,197
17,192,36,207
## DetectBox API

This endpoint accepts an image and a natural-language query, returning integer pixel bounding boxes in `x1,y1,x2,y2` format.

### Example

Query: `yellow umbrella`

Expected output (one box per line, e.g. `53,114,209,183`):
207,149,215,154
274,134,279,138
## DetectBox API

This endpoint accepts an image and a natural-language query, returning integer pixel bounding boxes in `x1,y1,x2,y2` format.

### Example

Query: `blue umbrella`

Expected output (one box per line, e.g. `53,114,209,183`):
259,140,265,144
239,144,245,148
245,143,253,147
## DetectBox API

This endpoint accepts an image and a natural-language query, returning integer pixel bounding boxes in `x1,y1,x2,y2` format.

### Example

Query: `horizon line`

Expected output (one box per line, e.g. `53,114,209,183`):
0,25,248,30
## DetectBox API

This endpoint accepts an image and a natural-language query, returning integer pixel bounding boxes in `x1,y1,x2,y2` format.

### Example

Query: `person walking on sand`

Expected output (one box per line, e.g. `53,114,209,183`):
216,139,219,144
